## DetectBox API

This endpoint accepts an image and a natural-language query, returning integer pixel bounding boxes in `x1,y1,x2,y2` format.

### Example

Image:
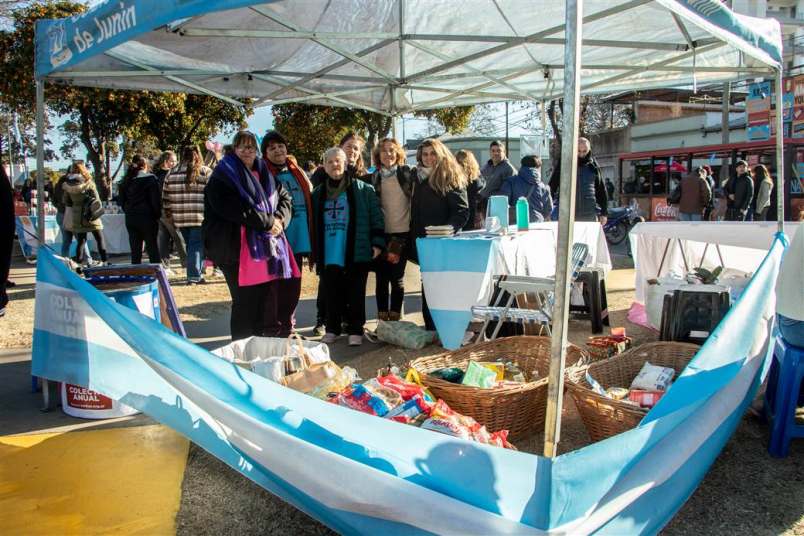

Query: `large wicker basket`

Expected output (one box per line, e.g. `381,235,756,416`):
565,341,700,442
410,336,587,441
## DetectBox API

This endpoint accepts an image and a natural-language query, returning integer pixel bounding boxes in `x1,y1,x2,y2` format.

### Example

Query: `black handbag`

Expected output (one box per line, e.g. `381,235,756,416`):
82,188,105,223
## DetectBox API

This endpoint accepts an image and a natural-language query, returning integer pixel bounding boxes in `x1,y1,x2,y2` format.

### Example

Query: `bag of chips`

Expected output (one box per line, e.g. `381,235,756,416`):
376,374,435,405
385,395,431,424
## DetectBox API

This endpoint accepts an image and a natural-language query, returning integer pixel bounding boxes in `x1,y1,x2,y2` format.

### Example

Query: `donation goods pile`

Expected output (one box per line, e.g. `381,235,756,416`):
586,361,675,409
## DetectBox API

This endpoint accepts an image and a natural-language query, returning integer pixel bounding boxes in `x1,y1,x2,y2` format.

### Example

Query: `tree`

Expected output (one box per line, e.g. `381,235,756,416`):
272,103,475,165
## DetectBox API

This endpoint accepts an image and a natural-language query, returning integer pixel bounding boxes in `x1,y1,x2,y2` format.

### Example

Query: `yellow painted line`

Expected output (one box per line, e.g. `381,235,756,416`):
0,424,189,535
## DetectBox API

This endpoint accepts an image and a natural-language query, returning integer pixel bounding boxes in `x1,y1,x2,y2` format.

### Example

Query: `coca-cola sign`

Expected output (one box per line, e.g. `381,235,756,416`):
651,197,678,221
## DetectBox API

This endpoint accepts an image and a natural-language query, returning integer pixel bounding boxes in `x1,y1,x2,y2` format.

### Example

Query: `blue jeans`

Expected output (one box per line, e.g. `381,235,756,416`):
779,314,804,349
678,212,702,221
180,227,203,281
56,212,91,260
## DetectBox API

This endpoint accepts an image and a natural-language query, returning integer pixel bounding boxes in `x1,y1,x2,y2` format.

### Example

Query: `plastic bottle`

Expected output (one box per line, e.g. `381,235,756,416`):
516,196,530,231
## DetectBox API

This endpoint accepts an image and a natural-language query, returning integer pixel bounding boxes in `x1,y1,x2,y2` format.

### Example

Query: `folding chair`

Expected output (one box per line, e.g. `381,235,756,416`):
471,243,589,341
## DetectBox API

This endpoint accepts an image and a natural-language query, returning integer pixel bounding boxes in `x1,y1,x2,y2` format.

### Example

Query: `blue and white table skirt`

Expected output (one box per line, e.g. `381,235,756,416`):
16,214,130,259
417,222,612,349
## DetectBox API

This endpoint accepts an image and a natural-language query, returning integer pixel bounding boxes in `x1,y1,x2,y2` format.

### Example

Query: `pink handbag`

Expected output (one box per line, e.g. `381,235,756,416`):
238,227,270,286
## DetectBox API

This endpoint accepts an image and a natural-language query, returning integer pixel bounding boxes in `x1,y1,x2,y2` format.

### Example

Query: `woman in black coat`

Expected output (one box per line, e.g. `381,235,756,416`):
118,155,162,264
203,131,297,341
409,139,469,331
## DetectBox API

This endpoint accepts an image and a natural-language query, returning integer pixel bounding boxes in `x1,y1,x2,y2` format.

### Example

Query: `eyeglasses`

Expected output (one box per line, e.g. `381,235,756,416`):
236,145,257,153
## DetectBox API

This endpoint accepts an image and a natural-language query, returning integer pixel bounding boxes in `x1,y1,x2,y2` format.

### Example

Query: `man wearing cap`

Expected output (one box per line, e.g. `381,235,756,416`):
724,160,754,221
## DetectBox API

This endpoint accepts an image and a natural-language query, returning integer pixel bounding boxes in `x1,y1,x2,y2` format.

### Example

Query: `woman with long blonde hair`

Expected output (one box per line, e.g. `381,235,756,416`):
410,138,469,330
752,164,774,221
455,149,485,230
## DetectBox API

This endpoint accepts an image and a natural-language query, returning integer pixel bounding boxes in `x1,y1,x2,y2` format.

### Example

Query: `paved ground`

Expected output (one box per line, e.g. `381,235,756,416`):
1,241,802,535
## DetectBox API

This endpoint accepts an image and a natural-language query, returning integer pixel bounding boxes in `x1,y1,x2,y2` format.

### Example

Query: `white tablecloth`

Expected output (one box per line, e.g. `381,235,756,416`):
417,222,612,349
629,221,802,303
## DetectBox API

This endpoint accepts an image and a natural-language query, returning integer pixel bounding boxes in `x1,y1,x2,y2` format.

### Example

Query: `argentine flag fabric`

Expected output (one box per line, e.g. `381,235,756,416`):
31,231,784,534
417,223,612,349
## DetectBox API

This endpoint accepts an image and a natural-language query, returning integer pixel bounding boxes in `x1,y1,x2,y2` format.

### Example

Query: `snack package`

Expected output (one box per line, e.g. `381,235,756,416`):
335,381,403,416
426,400,515,449
606,387,629,400
376,374,435,405
503,361,527,383
421,417,474,440
478,362,505,381
461,361,498,389
307,366,360,400
628,389,665,408
428,367,464,383
630,362,675,391
385,395,431,424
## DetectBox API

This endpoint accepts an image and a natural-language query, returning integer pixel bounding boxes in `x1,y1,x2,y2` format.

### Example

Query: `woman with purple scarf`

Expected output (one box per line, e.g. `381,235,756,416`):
203,131,300,341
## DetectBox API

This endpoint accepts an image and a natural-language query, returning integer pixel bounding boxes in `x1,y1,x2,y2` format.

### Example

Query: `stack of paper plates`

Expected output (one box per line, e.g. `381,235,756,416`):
425,225,455,236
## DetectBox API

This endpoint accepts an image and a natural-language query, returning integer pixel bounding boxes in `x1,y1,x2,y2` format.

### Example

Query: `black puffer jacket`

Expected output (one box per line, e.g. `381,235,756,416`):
202,157,292,267
409,168,469,263
361,165,414,198
550,155,608,221
118,172,161,220
726,172,754,213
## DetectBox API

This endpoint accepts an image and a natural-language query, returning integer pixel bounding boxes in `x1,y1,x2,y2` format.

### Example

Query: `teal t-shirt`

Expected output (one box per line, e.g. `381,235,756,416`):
277,169,311,255
323,192,349,267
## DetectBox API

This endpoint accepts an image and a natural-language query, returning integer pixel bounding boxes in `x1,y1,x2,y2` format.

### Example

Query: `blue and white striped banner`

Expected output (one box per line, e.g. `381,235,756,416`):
31,232,785,534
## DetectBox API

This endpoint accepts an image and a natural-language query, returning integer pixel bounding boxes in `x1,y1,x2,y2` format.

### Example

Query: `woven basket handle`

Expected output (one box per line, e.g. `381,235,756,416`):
283,333,313,371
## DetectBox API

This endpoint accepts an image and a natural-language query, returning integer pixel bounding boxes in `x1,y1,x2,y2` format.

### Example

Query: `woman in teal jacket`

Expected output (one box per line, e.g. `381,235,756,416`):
312,147,385,346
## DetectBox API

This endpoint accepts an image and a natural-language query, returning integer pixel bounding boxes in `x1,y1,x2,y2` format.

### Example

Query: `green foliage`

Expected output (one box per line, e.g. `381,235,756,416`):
415,106,474,135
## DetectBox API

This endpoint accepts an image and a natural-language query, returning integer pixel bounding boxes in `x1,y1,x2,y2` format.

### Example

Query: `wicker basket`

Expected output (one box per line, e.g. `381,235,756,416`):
565,341,700,442
410,336,587,441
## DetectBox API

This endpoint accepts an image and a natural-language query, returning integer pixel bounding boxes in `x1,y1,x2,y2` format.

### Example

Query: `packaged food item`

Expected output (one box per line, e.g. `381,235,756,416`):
376,374,435,405
306,366,359,400
630,362,675,391
628,389,665,408
385,395,431,424
461,361,498,389
585,371,608,397
502,361,527,383
421,417,474,440
426,400,515,449
606,387,629,400
428,367,464,383
477,362,505,381
335,382,403,416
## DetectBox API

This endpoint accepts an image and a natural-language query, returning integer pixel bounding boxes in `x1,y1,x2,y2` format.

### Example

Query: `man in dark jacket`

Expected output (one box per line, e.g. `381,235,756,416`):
478,140,516,205
500,155,552,222
0,164,14,316
725,160,754,221
574,138,608,224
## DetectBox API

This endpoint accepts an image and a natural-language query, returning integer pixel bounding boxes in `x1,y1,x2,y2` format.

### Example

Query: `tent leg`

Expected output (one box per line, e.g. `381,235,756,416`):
35,79,46,244
543,0,583,459
775,70,784,231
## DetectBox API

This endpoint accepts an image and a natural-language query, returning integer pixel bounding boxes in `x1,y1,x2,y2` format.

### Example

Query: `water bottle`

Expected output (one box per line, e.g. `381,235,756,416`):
516,196,530,231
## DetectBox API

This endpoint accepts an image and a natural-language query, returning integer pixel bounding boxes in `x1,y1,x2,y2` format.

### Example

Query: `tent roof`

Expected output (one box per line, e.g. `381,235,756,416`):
35,0,782,113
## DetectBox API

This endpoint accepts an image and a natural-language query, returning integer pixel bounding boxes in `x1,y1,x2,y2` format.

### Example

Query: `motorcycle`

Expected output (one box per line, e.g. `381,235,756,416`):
603,200,644,245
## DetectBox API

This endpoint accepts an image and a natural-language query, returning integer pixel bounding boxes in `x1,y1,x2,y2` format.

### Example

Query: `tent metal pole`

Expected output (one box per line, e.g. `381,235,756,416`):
35,79,46,245
543,0,582,459
775,69,784,232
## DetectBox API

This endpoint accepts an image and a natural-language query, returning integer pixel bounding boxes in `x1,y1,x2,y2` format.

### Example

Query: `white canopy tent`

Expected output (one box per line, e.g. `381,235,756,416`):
33,0,784,456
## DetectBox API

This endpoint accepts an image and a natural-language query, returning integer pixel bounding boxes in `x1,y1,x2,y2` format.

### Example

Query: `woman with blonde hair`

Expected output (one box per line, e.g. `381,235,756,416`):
62,161,108,266
364,137,414,321
455,149,485,230
163,147,212,284
410,138,469,330
752,164,774,221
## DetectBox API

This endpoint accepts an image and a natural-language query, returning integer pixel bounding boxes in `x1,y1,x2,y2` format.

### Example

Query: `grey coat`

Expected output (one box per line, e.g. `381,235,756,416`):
478,158,517,201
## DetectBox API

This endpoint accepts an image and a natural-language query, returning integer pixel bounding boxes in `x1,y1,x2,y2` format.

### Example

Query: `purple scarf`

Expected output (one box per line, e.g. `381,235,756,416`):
217,153,293,278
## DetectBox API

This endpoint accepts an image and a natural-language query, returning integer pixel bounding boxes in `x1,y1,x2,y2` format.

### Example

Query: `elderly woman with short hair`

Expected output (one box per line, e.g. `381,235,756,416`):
312,147,385,346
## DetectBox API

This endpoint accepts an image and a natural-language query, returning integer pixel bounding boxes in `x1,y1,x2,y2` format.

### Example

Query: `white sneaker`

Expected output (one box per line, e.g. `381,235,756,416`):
348,335,363,347
322,332,339,344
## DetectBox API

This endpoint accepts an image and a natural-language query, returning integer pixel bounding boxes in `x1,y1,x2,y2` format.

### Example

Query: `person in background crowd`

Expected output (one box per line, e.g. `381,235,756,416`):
724,159,754,221
310,131,368,333
62,162,108,266
478,140,516,208
455,150,485,230
364,137,412,321
260,131,311,334
162,147,211,284
0,164,14,316
203,131,298,341
702,164,717,220
305,161,318,176
500,155,552,223
410,139,469,331
575,137,608,224
752,164,773,222
605,177,615,201
21,177,33,205
154,150,185,274
119,155,161,264
54,165,92,263
313,147,384,346
672,166,711,222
